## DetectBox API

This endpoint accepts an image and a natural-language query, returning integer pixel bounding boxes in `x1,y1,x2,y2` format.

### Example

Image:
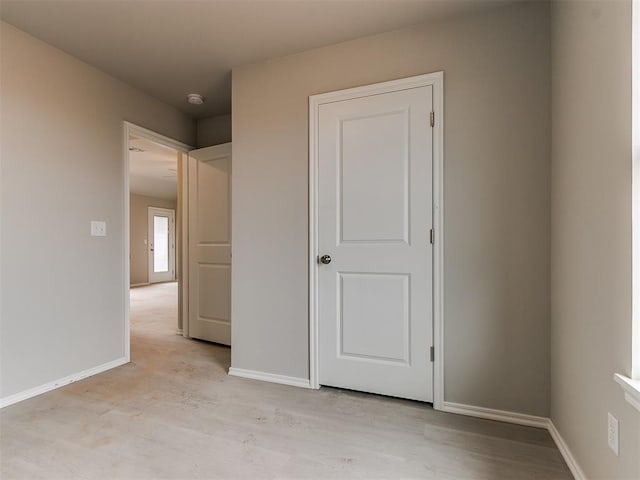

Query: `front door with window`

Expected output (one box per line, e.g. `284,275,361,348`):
148,207,175,283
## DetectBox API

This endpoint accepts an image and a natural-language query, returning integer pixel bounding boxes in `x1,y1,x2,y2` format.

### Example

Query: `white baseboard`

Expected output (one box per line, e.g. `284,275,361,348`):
0,360,586,480
0,357,129,409
228,367,312,389
547,420,587,480
441,401,549,428
440,401,585,480
130,282,150,288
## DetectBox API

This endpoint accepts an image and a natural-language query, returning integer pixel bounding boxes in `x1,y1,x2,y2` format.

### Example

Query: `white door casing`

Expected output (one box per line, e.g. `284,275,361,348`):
148,207,175,283
309,73,444,404
188,143,232,345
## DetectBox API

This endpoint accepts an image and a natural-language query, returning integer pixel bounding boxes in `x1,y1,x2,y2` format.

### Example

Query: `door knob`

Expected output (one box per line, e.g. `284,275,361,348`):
319,255,332,265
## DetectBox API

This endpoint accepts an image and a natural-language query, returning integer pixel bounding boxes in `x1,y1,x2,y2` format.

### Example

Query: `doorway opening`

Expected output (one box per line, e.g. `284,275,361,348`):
124,123,191,361
124,122,233,366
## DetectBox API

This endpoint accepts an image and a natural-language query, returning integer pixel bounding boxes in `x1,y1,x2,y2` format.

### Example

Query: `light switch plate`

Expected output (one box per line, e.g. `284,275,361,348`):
91,221,107,237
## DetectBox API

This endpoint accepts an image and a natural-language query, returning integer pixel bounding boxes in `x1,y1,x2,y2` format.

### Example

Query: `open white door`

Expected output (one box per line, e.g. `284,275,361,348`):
187,143,232,345
148,207,175,283
315,81,434,402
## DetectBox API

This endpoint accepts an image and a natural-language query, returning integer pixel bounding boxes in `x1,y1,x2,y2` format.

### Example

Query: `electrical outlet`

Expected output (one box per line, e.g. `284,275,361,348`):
608,412,619,456
90,221,107,237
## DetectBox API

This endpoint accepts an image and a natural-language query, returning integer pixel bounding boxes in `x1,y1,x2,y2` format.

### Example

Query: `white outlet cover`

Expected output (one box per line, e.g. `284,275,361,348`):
91,221,107,237
608,412,619,456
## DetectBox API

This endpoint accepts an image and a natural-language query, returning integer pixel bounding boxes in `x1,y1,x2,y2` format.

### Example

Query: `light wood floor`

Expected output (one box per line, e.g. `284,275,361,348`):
1,282,571,479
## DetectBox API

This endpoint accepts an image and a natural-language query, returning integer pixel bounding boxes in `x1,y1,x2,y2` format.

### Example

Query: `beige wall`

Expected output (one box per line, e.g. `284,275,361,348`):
129,194,177,286
550,1,640,478
0,22,195,399
232,2,551,416
197,113,232,148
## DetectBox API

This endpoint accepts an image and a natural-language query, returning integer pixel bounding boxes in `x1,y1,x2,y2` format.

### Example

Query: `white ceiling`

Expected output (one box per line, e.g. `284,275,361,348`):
129,136,178,201
0,0,519,119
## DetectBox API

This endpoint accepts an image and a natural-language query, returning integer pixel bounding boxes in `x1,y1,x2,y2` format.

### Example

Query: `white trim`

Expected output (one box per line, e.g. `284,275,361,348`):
308,72,445,406
624,392,640,412
124,121,192,153
547,420,587,480
632,0,640,379
180,151,190,338
130,282,150,288
0,357,128,409
228,368,312,389
614,373,640,412
189,143,232,161
123,124,131,362
432,73,445,410
440,401,586,480
123,122,193,360
441,401,549,429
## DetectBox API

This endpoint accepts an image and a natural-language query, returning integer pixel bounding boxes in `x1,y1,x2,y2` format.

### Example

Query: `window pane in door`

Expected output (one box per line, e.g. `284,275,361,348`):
153,215,169,273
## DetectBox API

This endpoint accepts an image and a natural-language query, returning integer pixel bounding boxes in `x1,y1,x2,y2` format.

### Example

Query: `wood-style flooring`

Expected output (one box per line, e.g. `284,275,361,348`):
0,282,572,479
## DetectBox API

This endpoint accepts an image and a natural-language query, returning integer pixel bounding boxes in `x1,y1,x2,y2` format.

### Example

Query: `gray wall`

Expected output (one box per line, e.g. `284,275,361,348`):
232,2,551,416
550,1,640,478
0,22,195,399
129,194,177,286
197,114,232,148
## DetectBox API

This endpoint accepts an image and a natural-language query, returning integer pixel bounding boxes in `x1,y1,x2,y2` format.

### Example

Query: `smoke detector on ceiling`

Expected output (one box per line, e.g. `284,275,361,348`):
187,93,204,105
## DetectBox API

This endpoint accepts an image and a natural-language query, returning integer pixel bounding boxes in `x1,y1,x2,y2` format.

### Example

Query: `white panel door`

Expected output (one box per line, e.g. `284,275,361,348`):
318,86,433,402
148,207,175,283
188,143,232,345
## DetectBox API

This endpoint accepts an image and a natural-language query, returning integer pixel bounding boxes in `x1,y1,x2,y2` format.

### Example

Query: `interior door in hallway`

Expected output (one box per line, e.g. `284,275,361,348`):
317,85,434,402
188,143,232,345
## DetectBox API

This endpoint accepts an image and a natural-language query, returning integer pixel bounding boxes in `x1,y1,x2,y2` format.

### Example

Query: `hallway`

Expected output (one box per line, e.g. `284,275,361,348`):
130,282,192,359
0,284,571,479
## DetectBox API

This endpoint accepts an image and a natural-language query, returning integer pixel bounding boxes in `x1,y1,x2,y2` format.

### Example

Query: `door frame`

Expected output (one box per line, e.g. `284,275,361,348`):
308,72,445,409
147,206,176,283
123,121,193,361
